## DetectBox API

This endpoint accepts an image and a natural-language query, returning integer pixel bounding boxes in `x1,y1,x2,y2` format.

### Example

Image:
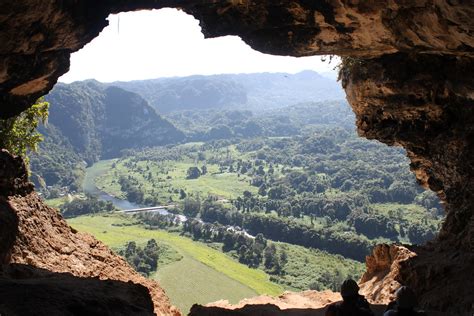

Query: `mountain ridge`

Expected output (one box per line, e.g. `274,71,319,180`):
109,70,344,113
30,81,184,189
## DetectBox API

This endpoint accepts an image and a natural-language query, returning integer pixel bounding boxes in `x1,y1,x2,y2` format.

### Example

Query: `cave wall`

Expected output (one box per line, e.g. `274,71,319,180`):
342,54,474,313
332,16,474,312
1,0,473,314
342,53,474,251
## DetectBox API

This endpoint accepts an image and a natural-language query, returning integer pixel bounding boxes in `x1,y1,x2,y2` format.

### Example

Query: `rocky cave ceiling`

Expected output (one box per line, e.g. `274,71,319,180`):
0,0,473,314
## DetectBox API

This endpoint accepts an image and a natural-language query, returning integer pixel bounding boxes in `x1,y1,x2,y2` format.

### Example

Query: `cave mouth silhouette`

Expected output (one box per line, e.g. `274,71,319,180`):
1,2,473,315
0,264,155,316
35,8,446,314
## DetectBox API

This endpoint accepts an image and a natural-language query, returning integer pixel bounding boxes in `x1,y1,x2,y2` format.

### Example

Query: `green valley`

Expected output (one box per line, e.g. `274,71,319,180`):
35,72,442,314
68,214,282,312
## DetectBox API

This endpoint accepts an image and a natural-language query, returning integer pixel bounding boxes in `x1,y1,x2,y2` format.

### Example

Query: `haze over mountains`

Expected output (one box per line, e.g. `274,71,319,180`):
111,70,344,113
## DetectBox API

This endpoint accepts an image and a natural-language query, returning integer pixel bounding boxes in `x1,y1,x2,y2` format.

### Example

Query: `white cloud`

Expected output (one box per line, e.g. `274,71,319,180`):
59,8,338,83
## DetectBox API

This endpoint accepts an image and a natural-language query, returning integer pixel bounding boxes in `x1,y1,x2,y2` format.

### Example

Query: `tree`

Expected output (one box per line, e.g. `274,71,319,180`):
0,97,49,166
264,243,278,269
186,166,201,179
268,164,274,174
255,233,267,248
119,239,160,277
183,197,201,217
127,187,144,203
243,190,252,199
279,249,288,267
197,152,206,161
256,165,265,176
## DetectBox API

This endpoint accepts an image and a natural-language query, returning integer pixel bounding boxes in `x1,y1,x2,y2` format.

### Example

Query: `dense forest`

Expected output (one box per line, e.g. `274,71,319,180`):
109,115,441,259
166,100,355,141
60,195,117,218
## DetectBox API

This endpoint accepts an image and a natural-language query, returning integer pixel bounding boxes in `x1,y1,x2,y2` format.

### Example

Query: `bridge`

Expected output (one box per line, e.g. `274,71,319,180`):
119,205,175,214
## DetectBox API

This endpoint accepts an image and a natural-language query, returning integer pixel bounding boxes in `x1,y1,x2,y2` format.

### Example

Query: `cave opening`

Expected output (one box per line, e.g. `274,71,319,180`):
26,8,444,314
1,2,473,316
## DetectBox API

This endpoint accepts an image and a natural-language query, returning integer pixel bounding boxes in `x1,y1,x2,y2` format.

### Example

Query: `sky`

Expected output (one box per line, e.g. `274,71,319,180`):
59,8,338,83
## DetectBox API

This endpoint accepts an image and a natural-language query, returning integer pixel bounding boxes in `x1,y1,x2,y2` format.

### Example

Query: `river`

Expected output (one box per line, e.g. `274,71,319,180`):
82,160,143,210
83,160,253,237
83,160,186,222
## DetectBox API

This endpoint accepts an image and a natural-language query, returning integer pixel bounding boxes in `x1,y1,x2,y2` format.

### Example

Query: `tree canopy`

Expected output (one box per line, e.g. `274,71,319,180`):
0,98,49,165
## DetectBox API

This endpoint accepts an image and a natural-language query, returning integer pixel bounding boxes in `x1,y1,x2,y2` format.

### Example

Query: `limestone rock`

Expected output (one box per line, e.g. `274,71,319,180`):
189,290,387,316
203,290,341,310
0,149,33,197
341,53,474,313
359,244,416,304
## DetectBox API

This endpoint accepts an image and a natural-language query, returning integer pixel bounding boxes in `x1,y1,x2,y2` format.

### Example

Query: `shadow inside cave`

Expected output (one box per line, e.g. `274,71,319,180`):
188,301,453,316
0,200,18,264
0,263,155,316
399,244,474,315
0,148,32,264
188,303,389,316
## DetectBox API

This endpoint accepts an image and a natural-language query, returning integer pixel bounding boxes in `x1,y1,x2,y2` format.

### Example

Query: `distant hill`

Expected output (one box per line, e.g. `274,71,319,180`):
166,99,354,141
112,77,247,113
30,81,184,188
112,70,344,113
265,99,355,129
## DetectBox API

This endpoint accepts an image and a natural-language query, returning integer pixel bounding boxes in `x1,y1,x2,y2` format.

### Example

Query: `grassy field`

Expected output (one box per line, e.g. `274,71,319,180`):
44,196,69,208
44,193,86,208
153,256,256,313
68,214,283,313
85,159,123,197
372,203,439,222
169,162,256,198
83,160,114,190
95,158,257,202
271,242,364,291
